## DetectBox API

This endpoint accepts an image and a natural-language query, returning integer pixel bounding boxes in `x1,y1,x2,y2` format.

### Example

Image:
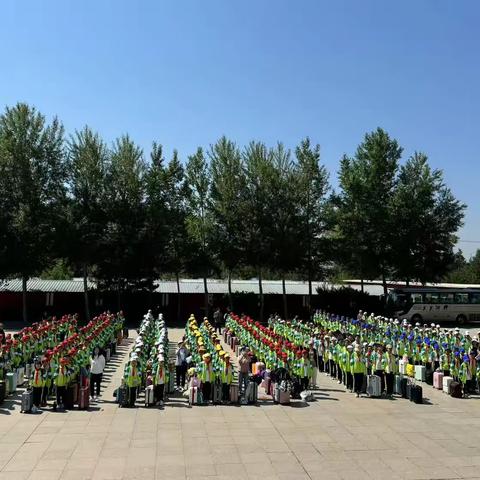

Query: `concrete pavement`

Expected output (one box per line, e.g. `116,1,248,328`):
2,328,480,479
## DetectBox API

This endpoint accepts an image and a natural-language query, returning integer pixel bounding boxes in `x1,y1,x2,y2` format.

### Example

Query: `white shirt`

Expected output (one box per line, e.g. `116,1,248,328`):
91,354,106,374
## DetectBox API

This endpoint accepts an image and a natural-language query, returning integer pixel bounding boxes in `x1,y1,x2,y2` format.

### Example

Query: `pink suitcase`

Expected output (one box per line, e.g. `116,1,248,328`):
433,371,444,389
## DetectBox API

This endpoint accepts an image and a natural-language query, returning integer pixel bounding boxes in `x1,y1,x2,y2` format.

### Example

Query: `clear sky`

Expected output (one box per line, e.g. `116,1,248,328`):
1,1,479,257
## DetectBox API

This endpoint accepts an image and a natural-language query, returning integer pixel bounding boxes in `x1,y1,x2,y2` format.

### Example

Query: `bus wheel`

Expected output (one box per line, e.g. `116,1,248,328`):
456,314,467,326
411,314,422,323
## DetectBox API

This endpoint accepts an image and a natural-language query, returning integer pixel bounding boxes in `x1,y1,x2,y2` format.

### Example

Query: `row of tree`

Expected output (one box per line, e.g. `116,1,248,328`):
0,103,466,322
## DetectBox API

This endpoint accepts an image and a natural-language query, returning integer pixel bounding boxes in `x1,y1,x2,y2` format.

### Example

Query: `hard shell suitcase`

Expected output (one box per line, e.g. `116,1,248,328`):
0,381,6,405
230,336,236,349
6,372,17,394
279,389,291,405
72,383,79,405
433,371,444,389
449,381,463,398
415,365,426,382
246,381,258,404
366,375,381,398
166,372,175,394
123,327,129,338
21,389,33,413
213,382,222,404
394,375,403,395
401,377,409,398
410,384,423,404
406,381,412,400
229,384,239,403
406,364,415,378
105,348,111,363
78,386,89,410
443,376,453,394
64,385,75,410
145,385,155,407
189,386,202,406
235,344,240,357
425,370,433,385
399,359,407,375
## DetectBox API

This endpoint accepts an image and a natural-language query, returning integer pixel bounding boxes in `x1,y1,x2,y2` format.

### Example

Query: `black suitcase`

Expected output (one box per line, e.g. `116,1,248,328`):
123,327,129,338
425,370,434,386
406,382,412,400
0,381,6,405
409,385,423,404
64,385,75,410
401,378,408,399
449,381,463,398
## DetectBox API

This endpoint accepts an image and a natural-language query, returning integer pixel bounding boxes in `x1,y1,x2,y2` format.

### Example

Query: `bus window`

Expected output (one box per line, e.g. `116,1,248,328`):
455,292,469,304
411,293,423,304
470,293,480,304
439,292,454,304
425,292,439,304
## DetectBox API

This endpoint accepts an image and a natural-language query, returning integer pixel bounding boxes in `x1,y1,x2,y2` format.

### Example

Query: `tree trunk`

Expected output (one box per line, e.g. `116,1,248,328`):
406,278,410,287
83,263,90,323
308,263,313,314
360,278,364,293
258,269,264,323
282,275,288,321
227,269,233,311
203,275,209,319
117,279,122,311
22,275,28,322
382,272,388,297
176,271,181,322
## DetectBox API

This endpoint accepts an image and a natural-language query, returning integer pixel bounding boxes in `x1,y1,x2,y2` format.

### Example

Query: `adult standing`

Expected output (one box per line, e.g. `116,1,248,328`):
90,346,106,401
213,307,222,334
238,348,251,396
175,341,189,390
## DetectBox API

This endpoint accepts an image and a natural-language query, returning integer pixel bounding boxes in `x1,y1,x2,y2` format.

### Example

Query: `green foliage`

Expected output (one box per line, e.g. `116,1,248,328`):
40,259,74,280
446,250,480,284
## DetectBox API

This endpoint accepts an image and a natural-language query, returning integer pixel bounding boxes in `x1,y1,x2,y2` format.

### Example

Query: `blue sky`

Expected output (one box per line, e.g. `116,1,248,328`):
1,1,479,257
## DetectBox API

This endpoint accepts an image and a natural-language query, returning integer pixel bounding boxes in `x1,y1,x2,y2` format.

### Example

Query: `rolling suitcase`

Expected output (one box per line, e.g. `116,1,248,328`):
21,389,33,413
366,375,381,398
246,381,258,404
213,382,222,404
0,381,6,405
449,381,463,398
105,348,111,362
6,372,17,394
399,359,407,375
145,385,155,407
72,383,79,405
425,370,433,385
410,384,423,404
229,384,239,403
415,365,426,382
406,381,412,400
406,364,415,378
394,375,403,395
64,385,75,410
279,389,291,405
433,371,444,389
401,377,408,398
189,386,202,406
442,376,453,394
123,327,129,338
78,386,89,410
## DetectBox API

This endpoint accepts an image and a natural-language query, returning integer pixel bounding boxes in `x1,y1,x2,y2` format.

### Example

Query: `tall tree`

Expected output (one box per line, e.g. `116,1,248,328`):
0,103,67,321
242,141,275,322
295,137,330,310
392,153,465,283
185,147,213,317
269,143,300,320
336,128,402,295
163,150,189,320
68,126,108,321
209,136,246,310
99,135,147,306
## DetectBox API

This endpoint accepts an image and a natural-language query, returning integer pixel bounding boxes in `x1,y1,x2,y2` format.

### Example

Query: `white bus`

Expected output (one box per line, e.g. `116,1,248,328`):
388,287,480,325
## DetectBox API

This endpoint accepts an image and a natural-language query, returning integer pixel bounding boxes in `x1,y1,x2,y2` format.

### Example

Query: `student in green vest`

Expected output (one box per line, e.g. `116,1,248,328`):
344,345,354,392
125,357,142,407
30,358,45,412
54,356,71,410
384,344,398,397
351,346,366,397
199,353,215,403
220,353,233,403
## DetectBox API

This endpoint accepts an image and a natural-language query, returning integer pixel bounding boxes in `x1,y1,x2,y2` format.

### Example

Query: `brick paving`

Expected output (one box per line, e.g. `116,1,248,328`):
2,328,480,479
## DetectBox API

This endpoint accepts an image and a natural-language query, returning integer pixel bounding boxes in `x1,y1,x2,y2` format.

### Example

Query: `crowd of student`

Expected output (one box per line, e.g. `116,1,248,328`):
121,311,170,407
0,312,124,411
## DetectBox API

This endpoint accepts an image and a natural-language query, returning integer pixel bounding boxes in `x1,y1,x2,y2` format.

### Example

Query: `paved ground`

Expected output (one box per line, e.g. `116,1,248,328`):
2,328,480,480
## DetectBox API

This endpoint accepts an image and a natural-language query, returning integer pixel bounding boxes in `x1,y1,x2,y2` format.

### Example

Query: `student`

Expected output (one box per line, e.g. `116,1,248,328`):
198,353,215,403
30,358,45,413
153,355,166,406
351,346,366,397
90,346,106,401
175,342,189,391
125,357,142,407
220,353,233,402
54,357,71,410
238,348,251,395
